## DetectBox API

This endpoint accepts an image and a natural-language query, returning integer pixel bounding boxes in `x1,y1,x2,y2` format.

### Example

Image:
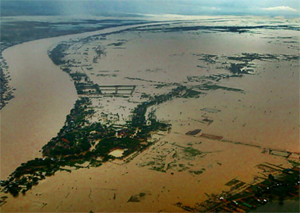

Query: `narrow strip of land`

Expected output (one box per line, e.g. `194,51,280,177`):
0,22,163,179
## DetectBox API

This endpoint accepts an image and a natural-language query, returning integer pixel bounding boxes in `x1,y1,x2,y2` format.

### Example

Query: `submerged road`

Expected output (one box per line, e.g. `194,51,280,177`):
0,22,159,179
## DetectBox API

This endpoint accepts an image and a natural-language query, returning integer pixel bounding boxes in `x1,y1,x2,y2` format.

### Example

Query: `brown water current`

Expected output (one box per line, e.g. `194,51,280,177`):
1,39,78,179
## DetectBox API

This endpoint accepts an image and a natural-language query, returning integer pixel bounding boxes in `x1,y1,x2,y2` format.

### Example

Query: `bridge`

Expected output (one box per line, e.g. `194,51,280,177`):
78,84,136,97
98,85,136,96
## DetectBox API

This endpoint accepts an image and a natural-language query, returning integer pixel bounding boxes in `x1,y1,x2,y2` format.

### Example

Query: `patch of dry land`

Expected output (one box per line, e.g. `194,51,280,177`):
1,16,299,212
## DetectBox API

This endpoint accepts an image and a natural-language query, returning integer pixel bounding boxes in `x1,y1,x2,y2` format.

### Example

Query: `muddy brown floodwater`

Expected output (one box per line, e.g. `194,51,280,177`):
1,16,299,212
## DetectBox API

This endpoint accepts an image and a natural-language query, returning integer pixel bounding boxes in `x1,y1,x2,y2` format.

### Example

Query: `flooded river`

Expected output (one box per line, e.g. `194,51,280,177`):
1,39,77,179
0,23,160,179
1,17,299,212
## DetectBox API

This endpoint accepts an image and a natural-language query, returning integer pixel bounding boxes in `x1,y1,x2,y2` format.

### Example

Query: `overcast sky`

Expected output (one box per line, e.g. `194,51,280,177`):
1,0,300,16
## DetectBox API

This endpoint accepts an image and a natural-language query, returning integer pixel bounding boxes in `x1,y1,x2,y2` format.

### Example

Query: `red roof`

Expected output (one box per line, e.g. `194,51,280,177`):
62,138,70,144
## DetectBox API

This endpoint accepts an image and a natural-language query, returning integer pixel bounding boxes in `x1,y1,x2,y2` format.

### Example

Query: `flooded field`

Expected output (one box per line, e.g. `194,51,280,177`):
1,16,299,212
109,149,125,158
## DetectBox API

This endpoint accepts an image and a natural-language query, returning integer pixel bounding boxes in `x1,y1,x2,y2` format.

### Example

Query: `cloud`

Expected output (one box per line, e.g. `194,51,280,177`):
2,0,300,17
262,6,297,12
